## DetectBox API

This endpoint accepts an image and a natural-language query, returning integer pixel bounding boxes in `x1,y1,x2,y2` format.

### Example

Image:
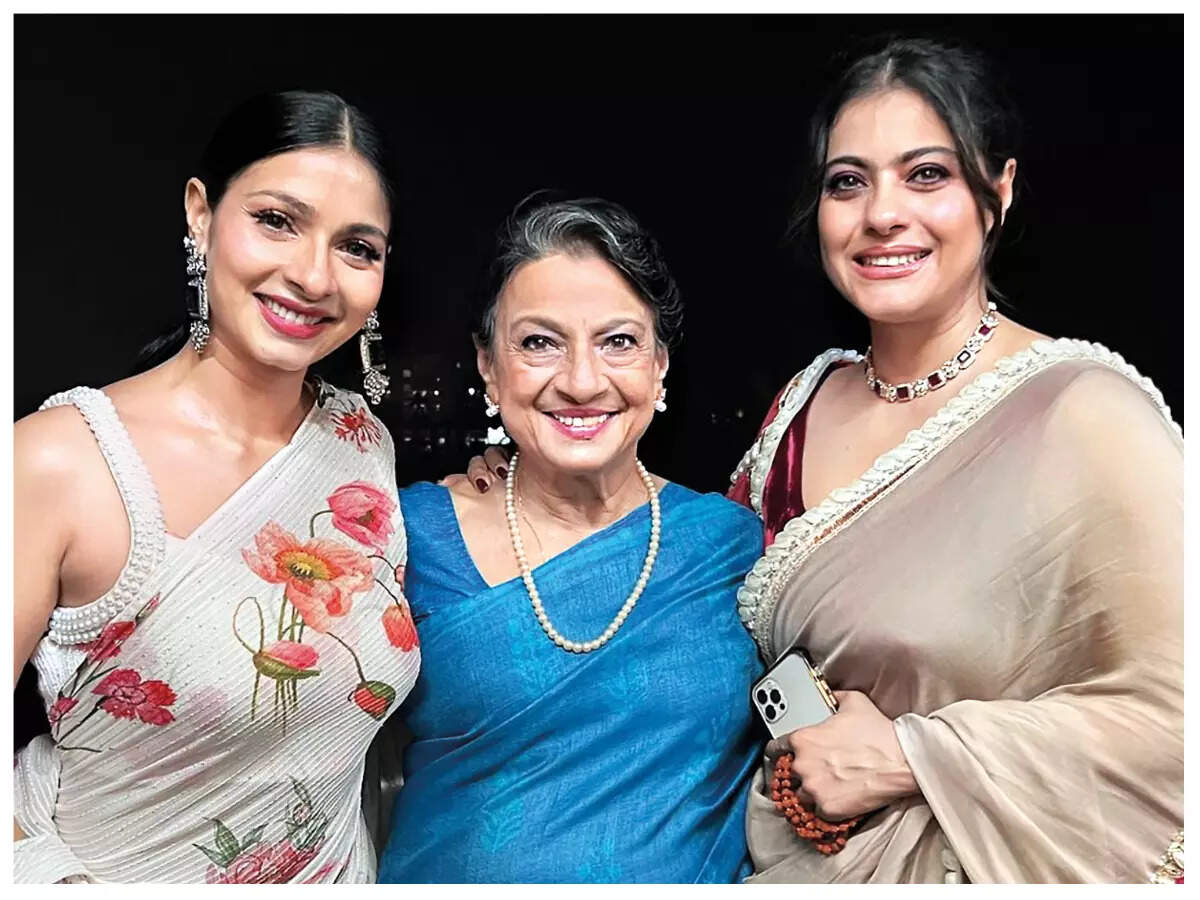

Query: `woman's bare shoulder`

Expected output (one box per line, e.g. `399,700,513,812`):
13,403,99,487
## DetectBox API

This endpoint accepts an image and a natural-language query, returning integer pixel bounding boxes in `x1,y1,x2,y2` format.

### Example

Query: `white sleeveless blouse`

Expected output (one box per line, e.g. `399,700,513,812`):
14,386,420,883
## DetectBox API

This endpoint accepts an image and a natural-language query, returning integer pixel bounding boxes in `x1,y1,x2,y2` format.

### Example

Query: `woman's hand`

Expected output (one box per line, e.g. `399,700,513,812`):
440,445,512,493
765,690,919,821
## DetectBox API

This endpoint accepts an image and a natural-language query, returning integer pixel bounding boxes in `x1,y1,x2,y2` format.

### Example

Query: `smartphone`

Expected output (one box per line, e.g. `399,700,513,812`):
750,647,839,738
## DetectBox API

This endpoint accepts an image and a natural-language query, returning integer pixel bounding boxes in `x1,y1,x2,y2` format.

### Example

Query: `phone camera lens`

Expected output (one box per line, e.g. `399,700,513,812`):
756,690,768,704
778,701,786,711
764,704,776,720
769,689,782,704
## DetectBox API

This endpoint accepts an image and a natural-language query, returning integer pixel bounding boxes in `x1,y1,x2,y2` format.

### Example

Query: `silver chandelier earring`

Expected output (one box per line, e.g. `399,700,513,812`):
183,236,210,354
484,392,500,417
359,310,391,405
654,387,667,413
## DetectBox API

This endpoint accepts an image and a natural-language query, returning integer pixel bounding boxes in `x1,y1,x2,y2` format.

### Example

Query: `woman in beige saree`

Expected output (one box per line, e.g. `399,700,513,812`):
724,38,1185,883
457,38,1183,883
728,39,1183,883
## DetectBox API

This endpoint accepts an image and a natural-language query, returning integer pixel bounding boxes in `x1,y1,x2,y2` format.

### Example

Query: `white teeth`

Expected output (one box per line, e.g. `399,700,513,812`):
551,413,612,428
861,252,925,267
264,298,322,325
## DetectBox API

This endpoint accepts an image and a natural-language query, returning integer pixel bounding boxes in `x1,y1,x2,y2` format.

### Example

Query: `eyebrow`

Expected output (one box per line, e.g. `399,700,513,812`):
824,145,957,171
247,190,388,243
509,316,648,335
510,315,567,336
595,317,646,333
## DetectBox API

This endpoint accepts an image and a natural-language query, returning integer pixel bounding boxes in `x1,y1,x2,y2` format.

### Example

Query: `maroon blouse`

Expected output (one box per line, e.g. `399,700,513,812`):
728,363,850,547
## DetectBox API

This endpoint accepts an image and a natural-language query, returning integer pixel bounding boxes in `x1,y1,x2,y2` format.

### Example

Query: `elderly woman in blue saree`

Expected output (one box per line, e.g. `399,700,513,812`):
375,197,763,883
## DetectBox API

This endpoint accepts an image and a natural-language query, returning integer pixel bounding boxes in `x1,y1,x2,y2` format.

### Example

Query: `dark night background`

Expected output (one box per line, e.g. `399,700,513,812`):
13,14,1182,745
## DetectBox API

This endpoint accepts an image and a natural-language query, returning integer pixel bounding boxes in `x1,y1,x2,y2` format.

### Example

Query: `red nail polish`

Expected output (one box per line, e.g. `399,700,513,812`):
476,479,489,493
496,467,508,479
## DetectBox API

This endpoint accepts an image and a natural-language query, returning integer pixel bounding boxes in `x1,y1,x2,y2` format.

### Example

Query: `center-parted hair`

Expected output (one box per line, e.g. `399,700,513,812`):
197,89,396,218
475,194,684,353
790,37,1022,299
135,89,395,373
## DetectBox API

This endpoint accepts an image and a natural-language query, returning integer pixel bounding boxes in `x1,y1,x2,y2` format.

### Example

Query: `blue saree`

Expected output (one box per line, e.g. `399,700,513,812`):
377,481,762,883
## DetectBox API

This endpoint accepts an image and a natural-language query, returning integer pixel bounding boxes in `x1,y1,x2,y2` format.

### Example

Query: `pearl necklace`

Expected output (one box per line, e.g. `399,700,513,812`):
504,450,661,653
865,301,1000,402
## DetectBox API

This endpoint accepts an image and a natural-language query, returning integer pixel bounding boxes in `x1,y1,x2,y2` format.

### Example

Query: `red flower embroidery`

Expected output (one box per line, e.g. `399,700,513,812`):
331,406,382,453
261,641,318,670
81,620,135,662
352,680,396,719
394,564,406,588
205,840,318,884
382,604,419,651
93,668,176,725
241,522,373,632
326,481,396,552
48,696,78,725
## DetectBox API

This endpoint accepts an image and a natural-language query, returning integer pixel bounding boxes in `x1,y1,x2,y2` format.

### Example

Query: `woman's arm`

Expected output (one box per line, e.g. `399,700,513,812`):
13,411,76,686
12,411,98,882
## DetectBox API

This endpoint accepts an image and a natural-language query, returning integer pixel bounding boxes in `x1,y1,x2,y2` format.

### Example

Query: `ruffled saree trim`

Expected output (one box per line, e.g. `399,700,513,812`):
734,337,1180,658
1152,830,1184,883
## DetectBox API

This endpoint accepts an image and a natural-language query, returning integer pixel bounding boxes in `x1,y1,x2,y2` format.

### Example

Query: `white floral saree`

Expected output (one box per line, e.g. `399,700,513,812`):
733,340,1183,883
13,385,421,883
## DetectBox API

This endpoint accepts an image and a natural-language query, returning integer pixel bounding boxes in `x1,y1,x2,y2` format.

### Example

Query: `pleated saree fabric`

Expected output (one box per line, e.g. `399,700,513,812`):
14,385,420,883
731,339,1183,883
377,481,763,883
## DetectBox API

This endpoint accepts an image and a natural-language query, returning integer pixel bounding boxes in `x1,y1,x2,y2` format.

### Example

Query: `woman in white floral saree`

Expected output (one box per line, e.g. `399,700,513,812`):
13,91,420,883
727,39,1183,883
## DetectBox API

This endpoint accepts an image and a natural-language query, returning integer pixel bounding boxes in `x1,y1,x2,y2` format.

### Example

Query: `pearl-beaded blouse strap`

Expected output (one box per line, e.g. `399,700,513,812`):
38,387,166,645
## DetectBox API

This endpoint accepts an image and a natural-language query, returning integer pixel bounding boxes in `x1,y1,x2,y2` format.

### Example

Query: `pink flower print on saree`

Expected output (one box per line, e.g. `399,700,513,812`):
236,487,412,730
233,597,324,734
241,521,373,633
198,778,331,883
49,593,175,753
382,602,419,652
324,481,396,552
81,620,136,662
93,669,176,725
47,696,78,726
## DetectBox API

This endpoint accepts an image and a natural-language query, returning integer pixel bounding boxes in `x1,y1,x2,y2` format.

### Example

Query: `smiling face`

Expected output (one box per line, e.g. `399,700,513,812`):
185,146,391,373
818,88,1012,326
478,252,668,478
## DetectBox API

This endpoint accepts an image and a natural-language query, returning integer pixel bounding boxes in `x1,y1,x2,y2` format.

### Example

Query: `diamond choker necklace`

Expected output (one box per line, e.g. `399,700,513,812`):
865,302,1000,403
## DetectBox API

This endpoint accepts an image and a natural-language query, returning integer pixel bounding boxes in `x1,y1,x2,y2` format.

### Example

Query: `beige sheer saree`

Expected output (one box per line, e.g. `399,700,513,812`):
735,340,1183,883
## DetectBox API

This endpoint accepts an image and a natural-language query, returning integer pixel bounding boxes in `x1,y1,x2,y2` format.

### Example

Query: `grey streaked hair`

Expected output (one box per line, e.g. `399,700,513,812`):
475,194,684,354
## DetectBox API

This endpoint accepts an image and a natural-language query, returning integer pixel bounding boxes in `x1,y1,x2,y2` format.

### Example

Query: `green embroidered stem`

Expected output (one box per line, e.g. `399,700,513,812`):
251,672,261,721
324,632,367,683
277,591,289,642
309,509,333,538
57,704,103,745
69,665,120,697
233,598,265,655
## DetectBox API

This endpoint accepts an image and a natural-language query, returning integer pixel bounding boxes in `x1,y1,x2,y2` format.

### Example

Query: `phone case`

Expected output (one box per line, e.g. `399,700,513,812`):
750,648,838,738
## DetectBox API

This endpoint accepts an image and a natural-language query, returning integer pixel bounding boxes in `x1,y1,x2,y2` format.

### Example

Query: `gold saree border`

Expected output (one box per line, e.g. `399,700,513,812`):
734,337,1180,659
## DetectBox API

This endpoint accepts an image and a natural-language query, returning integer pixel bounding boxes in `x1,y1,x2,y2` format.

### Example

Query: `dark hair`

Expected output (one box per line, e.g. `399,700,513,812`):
790,37,1022,300
475,194,684,354
135,89,395,372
